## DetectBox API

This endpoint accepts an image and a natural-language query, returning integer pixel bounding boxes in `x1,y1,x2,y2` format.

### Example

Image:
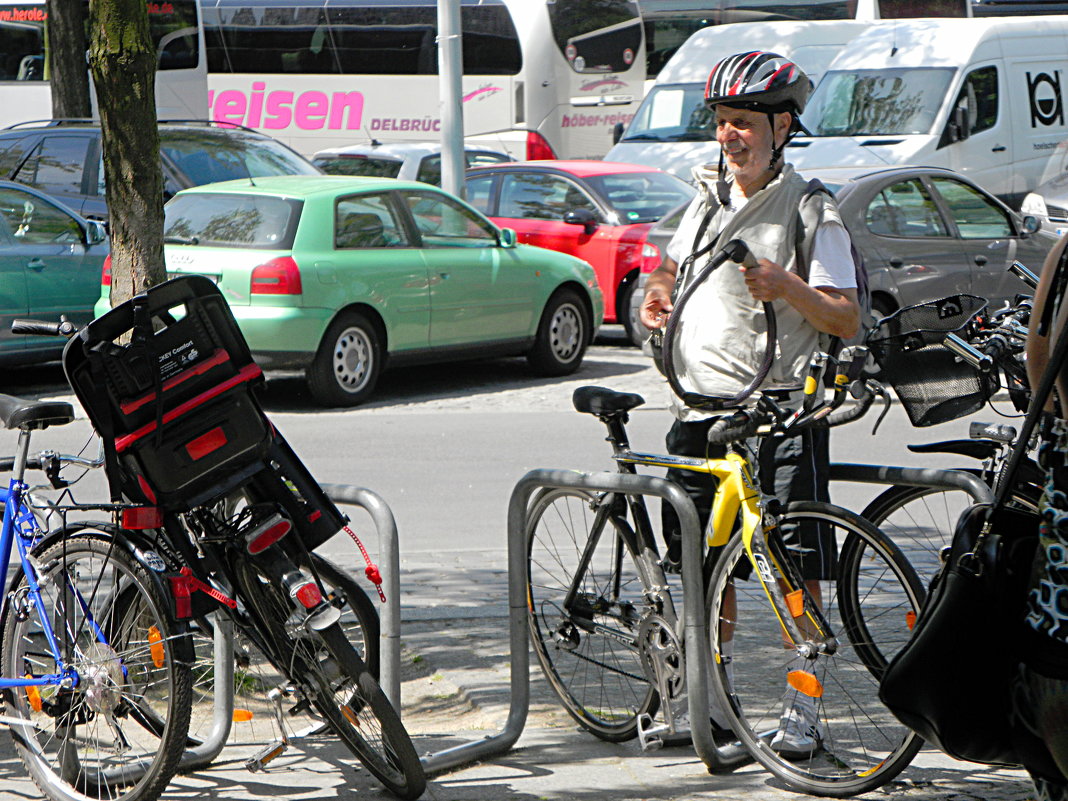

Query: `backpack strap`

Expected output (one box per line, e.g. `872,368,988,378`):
794,178,829,282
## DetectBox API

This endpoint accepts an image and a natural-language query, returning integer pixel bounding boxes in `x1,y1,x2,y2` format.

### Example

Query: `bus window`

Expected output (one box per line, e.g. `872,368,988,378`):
212,4,339,74
548,0,641,73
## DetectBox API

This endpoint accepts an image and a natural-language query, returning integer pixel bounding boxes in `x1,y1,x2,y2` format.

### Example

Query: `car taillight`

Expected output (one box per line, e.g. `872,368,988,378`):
526,131,557,161
251,256,302,295
102,254,112,286
640,242,661,273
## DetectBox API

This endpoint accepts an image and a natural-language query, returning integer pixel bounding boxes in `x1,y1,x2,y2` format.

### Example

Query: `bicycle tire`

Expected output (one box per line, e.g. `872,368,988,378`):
1,532,192,801
861,476,1040,591
525,488,658,742
705,501,924,797
231,554,424,799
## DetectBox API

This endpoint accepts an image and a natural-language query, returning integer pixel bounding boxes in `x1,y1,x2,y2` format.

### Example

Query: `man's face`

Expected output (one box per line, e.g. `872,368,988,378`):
714,105,789,188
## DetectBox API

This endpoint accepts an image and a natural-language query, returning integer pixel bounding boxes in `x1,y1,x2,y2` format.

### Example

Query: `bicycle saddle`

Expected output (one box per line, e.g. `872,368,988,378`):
0,394,75,431
572,386,645,416
906,439,999,461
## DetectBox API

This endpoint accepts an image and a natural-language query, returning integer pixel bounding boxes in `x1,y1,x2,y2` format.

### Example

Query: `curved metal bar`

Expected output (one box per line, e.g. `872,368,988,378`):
829,463,995,504
417,468,741,775
321,483,402,707
177,614,235,771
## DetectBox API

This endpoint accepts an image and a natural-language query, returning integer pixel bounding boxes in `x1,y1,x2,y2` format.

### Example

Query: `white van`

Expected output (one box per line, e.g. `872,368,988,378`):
791,17,1068,207
604,19,872,180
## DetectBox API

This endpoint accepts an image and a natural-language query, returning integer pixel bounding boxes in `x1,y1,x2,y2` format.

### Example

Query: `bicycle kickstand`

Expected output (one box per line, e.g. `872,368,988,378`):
245,685,296,772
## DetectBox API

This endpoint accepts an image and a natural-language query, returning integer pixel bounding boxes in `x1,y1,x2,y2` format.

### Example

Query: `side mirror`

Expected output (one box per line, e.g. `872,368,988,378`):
1021,214,1040,236
612,121,625,144
84,219,108,246
498,227,517,248
948,106,970,144
564,207,598,235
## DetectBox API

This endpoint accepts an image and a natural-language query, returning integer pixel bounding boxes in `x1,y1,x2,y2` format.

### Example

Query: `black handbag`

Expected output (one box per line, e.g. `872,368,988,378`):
879,253,1068,777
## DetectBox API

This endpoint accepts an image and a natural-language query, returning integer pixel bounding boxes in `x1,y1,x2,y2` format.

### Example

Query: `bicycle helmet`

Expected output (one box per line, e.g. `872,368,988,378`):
704,51,810,115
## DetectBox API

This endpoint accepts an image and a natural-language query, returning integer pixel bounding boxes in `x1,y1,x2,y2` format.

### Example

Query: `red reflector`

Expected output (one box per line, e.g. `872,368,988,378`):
121,506,163,529
102,254,113,287
294,582,323,609
185,426,228,461
246,519,292,555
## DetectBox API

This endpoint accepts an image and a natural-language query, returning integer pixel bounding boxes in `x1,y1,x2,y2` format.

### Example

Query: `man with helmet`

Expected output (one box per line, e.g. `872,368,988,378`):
639,51,860,756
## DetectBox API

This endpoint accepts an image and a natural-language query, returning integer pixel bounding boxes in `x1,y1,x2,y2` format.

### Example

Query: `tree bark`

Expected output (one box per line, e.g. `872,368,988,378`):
88,0,165,306
46,0,90,119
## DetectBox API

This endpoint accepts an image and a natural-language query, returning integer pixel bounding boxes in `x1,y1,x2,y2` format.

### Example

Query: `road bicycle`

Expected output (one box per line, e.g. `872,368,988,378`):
525,358,927,796
861,280,1042,588
0,390,193,801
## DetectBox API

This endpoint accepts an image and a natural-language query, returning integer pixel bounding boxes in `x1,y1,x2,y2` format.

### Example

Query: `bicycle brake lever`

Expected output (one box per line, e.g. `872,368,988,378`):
42,451,68,490
870,382,892,436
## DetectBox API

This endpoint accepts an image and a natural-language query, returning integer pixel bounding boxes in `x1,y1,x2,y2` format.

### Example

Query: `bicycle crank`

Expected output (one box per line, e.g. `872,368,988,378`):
636,613,685,751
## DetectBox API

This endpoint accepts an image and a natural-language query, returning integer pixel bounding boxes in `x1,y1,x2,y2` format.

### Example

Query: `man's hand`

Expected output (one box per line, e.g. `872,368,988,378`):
741,258,792,302
640,285,673,330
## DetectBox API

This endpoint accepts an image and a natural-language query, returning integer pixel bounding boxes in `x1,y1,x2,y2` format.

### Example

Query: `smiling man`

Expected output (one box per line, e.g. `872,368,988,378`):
638,50,860,755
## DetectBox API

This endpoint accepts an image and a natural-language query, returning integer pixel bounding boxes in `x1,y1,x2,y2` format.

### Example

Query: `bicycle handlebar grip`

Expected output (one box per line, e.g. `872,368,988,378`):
944,332,993,372
0,457,41,472
723,238,759,269
706,410,759,444
968,421,1017,444
822,388,875,427
1009,260,1040,290
11,318,76,337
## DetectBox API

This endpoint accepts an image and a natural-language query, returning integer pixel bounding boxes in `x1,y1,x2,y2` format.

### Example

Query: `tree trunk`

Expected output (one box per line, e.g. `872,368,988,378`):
88,0,165,306
46,0,90,119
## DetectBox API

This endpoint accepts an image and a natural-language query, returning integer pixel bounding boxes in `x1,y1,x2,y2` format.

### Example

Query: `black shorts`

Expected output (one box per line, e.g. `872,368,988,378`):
661,414,835,581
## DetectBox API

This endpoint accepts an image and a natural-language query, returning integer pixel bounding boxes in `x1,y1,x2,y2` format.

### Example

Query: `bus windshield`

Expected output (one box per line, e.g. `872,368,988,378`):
547,0,641,73
620,82,713,142
802,68,956,137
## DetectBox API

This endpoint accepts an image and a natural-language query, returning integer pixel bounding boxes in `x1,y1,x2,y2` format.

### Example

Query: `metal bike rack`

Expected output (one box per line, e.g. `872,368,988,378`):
417,468,745,775
177,614,236,771
829,463,995,504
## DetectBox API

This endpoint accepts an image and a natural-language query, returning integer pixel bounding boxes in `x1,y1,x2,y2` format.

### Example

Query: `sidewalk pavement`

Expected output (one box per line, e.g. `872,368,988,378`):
0,611,1038,801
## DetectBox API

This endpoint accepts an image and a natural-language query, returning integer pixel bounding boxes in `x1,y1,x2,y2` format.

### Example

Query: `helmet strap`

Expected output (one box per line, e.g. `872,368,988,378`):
716,147,730,207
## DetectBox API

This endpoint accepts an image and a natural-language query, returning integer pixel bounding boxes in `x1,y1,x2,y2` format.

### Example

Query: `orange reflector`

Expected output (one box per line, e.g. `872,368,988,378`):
906,610,917,630
787,669,823,699
121,506,163,529
341,704,359,726
785,589,804,618
25,679,42,712
185,426,228,461
147,626,165,668
233,709,254,722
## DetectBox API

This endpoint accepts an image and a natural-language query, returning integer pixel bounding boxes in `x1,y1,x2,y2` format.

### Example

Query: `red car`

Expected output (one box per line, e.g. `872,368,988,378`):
465,160,694,344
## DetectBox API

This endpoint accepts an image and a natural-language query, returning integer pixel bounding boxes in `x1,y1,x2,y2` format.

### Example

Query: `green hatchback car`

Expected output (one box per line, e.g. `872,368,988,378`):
97,175,603,406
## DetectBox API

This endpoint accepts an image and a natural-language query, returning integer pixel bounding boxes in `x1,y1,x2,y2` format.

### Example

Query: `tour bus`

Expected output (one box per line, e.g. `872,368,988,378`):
0,0,208,127
636,0,971,87
199,0,645,160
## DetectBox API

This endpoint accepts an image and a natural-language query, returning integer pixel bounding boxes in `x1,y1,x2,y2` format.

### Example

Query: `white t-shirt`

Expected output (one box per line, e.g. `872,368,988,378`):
666,184,856,291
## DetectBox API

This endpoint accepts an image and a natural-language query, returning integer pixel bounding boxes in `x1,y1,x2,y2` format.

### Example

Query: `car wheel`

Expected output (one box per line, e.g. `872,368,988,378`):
619,275,645,347
306,311,382,407
527,289,588,376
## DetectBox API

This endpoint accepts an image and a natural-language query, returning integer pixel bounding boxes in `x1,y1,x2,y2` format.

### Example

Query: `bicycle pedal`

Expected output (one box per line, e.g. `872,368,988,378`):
636,713,666,752
245,740,287,772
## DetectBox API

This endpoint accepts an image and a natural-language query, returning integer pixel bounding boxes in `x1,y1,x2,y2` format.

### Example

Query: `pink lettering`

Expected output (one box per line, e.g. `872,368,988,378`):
328,92,364,130
264,91,294,129
247,82,266,128
214,90,247,125
295,91,328,129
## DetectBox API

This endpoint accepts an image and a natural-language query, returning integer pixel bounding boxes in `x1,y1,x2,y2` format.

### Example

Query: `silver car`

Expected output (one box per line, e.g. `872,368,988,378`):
312,141,513,185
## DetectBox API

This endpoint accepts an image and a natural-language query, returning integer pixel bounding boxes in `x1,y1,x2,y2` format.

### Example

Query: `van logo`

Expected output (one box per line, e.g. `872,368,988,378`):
1028,71,1064,128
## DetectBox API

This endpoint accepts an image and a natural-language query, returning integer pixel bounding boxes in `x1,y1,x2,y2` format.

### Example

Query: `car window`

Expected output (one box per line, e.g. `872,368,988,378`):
164,193,301,249
160,131,319,187
929,176,1013,239
15,136,89,195
464,174,495,215
0,136,31,178
335,193,409,249
313,155,403,178
465,151,511,168
0,187,82,245
401,190,497,247
957,66,998,136
498,173,599,221
584,171,694,223
415,155,442,186
866,180,949,238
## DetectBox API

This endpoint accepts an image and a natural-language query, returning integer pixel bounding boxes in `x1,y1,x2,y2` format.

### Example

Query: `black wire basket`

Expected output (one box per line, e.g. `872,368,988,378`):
867,294,996,427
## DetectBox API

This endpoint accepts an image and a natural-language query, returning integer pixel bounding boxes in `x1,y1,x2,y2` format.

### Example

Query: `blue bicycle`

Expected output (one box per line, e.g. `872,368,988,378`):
0,387,192,801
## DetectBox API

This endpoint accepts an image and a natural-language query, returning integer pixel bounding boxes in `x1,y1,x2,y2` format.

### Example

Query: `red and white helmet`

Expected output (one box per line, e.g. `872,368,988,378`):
704,51,811,116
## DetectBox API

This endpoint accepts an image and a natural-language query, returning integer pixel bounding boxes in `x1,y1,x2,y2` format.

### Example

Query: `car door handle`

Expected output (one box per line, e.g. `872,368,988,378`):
888,257,903,268
992,145,1006,152
974,255,988,267
26,258,45,271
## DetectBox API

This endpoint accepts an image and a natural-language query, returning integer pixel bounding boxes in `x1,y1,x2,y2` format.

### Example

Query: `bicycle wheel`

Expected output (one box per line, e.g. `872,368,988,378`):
862,478,1040,591
706,501,924,797
1,533,192,801
525,488,657,742
232,555,424,799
